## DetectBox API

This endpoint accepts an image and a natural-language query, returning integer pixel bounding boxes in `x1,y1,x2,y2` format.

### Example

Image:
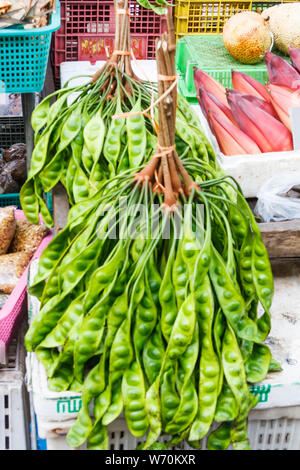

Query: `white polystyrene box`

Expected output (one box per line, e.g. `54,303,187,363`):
26,260,82,424
60,60,300,199
192,105,300,199
60,60,300,198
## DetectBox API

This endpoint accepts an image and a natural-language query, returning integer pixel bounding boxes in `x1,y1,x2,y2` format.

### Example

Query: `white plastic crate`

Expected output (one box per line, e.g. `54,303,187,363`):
40,412,300,451
0,321,31,450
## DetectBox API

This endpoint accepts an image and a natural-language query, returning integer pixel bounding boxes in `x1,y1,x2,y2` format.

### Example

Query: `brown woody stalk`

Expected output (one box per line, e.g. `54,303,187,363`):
156,35,177,209
135,13,197,209
91,0,139,93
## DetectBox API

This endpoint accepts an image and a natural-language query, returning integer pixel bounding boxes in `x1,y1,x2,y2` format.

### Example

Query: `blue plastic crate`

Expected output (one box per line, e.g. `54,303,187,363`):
36,435,47,451
0,2,61,93
47,191,53,215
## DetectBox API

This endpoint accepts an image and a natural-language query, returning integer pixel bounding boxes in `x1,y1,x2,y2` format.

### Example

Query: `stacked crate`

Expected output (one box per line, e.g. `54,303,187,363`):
51,0,171,87
0,323,31,450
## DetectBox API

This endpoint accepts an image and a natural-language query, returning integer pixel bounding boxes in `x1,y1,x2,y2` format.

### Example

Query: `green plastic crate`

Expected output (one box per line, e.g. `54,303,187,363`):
252,1,296,11
251,1,282,11
176,34,270,102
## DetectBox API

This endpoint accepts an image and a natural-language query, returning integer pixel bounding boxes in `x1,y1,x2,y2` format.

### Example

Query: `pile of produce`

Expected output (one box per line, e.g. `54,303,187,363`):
222,4,300,64
0,143,27,194
194,50,300,156
0,206,48,308
0,1,57,29
23,3,280,449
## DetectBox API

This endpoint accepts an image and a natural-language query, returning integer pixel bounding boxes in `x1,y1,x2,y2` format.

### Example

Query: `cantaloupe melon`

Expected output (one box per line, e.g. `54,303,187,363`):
223,11,272,64
261,3,300,56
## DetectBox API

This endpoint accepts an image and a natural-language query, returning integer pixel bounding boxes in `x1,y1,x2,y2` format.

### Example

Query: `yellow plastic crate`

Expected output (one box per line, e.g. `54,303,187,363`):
174,0,290,38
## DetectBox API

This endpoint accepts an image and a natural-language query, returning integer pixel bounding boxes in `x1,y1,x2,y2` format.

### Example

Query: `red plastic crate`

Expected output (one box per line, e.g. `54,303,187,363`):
51,0,171,85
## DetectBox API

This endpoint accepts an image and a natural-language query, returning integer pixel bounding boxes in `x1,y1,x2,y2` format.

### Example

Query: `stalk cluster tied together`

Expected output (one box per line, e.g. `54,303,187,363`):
92,0,141,98
20,2,214,227
135,31,199,210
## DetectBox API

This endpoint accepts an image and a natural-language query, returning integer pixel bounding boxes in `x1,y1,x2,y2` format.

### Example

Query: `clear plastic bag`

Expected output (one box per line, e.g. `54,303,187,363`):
0,293,9,309
255,173,300,222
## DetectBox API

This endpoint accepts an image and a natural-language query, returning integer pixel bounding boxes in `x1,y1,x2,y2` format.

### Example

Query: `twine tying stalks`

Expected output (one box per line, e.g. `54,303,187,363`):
91,0,140,85
111,75,178,120
134,23,200,209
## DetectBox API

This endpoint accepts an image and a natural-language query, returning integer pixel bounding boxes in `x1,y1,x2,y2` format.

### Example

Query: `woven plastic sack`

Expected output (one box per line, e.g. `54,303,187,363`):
0,251,32,294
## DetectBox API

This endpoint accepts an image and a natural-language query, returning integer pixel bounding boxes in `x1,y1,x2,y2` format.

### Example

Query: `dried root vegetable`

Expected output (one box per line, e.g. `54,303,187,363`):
0,143,27,193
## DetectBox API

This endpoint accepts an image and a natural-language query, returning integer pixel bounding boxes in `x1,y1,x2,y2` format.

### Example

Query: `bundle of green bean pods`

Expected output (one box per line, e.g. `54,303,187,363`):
136,0,171,14
20,76,213,229
20,1,183,228
24,29,279,448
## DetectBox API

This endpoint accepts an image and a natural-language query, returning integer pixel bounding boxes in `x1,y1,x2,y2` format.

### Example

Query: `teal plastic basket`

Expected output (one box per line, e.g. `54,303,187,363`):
0,193,21,208
0,2,61,93
0,192,52,213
